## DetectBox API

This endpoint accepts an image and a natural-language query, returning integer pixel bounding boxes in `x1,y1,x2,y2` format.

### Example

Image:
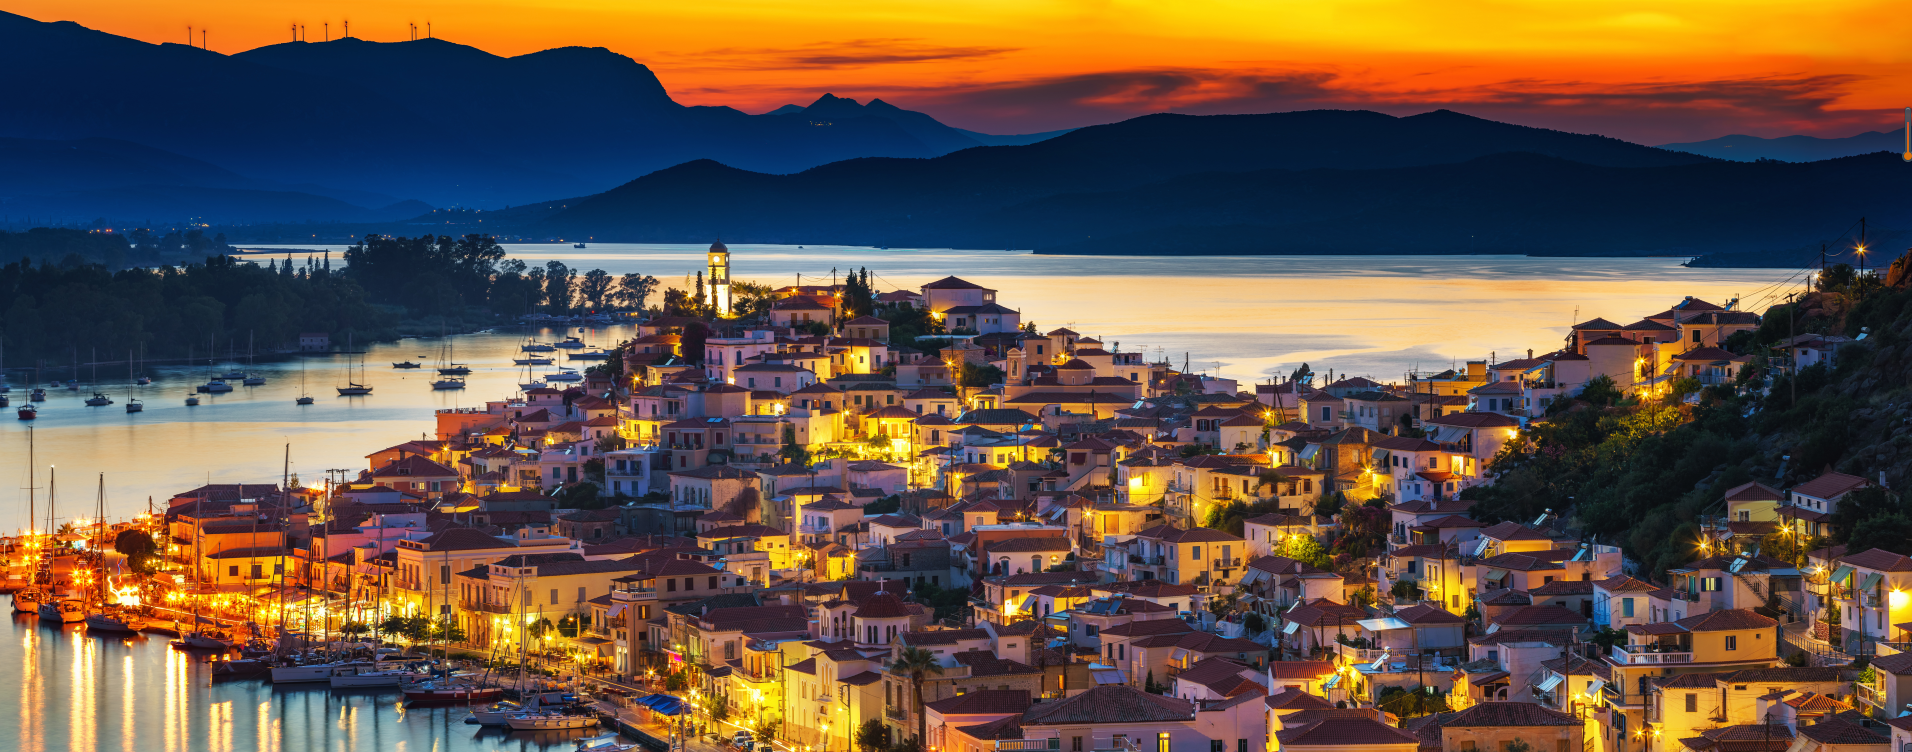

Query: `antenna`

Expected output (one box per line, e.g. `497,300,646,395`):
427,22,432,38
201,28,206,49
343,19,348,38
1904,107,1910,163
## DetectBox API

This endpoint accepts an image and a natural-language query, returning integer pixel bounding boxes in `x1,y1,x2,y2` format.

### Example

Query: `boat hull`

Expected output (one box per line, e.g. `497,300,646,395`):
84,614,138,633
13,592,41,613
39,601,85,623
404,685,504,704
505,713,600,730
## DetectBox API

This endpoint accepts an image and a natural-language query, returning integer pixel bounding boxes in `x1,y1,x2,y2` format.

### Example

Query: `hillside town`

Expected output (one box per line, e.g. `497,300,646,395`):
58,247,1908,752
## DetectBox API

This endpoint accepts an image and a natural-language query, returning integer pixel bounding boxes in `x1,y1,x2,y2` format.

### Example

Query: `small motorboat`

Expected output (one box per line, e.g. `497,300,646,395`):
84,393,113,406
505,708,601,730
176,631,232,650
573,243,587,248
39,599,86,624
513,357,554,366
184,394,200,406
242,374,266,386
199,379,233,393
430,378,466,390
29,388,45,401
466,700,525,726
393,362,421,369
552,337,587,349
139,620,182,638
65,380,78,391
544,369,582,382
520,382,548,392
84,611,139,633
0,394,9,408
135,376,152,385
13,590,43,613
271,660,364,684
124,398,142,413
437,365,472,376
576,733,638,752
16,405,35,420
404,681,503,704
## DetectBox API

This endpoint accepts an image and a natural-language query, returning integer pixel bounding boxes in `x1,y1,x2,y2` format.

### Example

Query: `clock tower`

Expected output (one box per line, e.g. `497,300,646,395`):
707,240,732,317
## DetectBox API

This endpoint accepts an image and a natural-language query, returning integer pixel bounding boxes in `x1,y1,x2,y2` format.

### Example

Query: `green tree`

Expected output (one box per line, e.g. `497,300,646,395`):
855,717,891,752
578,268,614,311
544,260,574,313
112,529,159,574
887,646,945,744
616,273,660,311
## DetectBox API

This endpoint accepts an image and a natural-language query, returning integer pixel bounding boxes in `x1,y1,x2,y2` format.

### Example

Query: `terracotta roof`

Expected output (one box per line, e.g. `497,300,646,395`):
1722,481,1784,503
851,590,913,619
986,537,1072,553
954,715,1025,741
924,689,1031,716
1487,605,1585,627
950,650,1040,677
1839,548,1912,572
1277,709,1421,747
1793,471,1868,499
1265,687,1334,710
1426,412,1521,428
1021,685,1194,725
1393,604,1466,625
1796,717,1887,745
1676,608,1778,632
1443,701,1580,727
1269,660,1336,680
900,629,992,647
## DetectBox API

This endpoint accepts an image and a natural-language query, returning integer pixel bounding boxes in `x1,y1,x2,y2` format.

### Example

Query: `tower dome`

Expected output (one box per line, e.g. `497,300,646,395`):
710,240,728,253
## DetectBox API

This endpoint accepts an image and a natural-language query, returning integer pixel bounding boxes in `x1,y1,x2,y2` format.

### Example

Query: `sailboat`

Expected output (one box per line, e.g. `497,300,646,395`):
124,350,142,413
336,334,373,396
436,330,470,376
134,344,150,386
85,475,136,633
242,332,266,385
38,469,84,624
84,351,113,406
296,357,314,405
13,429,43,614
201,335,233,393
0,339,8,393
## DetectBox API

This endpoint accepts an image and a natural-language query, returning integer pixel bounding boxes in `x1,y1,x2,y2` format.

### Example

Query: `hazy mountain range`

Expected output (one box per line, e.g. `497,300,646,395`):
1658,130,1904,163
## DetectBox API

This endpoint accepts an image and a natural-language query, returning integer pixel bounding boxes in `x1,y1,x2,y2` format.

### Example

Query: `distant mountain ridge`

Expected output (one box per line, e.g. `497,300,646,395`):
1657,130,1902,162
0,11,1055,211
524,110,1912,257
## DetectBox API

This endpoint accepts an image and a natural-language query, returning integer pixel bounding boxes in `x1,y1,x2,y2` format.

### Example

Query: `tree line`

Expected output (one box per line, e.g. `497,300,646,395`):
340,234,658,317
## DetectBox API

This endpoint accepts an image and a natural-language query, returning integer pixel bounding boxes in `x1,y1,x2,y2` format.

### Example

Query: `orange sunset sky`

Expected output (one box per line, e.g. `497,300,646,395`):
13,0,1912,142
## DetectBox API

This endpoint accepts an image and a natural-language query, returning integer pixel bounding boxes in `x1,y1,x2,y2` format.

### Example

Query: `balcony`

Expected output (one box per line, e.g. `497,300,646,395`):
994,741,1061,751
885,706,908,721
461,600,512,615
1610,644,1693,664
1213,557,1241,569
1858,683,1884,708
1335,643,1389,663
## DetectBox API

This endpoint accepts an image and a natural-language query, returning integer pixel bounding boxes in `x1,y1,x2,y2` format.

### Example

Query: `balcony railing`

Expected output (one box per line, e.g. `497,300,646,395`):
885,706,908,721
1610,644,1693,664
1213,557,1241,569
461,600,512,615
1858,683,1884,708
1335,643,1388,663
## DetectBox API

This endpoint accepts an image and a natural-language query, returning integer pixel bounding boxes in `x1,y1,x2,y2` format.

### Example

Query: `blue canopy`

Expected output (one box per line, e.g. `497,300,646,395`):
638,694,687,715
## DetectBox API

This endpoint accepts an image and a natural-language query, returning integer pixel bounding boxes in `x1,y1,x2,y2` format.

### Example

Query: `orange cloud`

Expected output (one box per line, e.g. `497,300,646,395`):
9,0,1911,143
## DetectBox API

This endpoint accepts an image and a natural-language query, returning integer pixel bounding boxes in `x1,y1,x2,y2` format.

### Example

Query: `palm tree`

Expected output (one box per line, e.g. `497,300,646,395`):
887,646,944,744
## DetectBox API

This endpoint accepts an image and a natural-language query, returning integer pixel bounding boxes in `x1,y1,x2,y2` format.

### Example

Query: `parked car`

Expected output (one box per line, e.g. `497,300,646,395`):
732,731,754,750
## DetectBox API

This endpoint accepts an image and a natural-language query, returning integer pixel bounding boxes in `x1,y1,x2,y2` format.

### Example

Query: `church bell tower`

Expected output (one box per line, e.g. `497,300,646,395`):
708,240,732,317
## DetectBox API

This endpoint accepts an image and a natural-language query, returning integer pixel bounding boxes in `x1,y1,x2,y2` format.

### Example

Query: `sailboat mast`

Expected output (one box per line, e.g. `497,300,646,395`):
97,474,105,603
278,444,290,634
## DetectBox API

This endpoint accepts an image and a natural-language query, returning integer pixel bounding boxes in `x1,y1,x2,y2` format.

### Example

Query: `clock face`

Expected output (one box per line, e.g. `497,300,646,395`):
710,253,725,264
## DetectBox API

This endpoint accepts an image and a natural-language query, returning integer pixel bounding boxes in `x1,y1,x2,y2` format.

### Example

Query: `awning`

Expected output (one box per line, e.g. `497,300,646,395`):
1358,617,1412,631
637,694,687,715
1282,621,1301,635
1323,673,1342,689
1536,675,1563,693
1830,566,1854,584
1090,669,1128,685
1484,569,1508,582
1584,680,1606,698
1860,572,1884,591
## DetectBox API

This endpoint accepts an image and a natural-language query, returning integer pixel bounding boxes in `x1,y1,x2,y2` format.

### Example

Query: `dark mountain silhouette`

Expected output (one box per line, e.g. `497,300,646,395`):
538,109,1729,247
762,94,986,153
1658,130,1902,163
0,12,574,207
0,11,1047,209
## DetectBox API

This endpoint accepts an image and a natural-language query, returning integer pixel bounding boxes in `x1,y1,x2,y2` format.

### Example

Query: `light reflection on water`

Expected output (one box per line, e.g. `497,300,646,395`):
0,613,621,751
3,245,1793,522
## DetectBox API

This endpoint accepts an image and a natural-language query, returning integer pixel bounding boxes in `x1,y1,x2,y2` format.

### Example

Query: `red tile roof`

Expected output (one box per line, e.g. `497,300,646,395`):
1020,685,1194,725
924,689,1031,716
1792,471,1868,499
1443,701,1580,727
